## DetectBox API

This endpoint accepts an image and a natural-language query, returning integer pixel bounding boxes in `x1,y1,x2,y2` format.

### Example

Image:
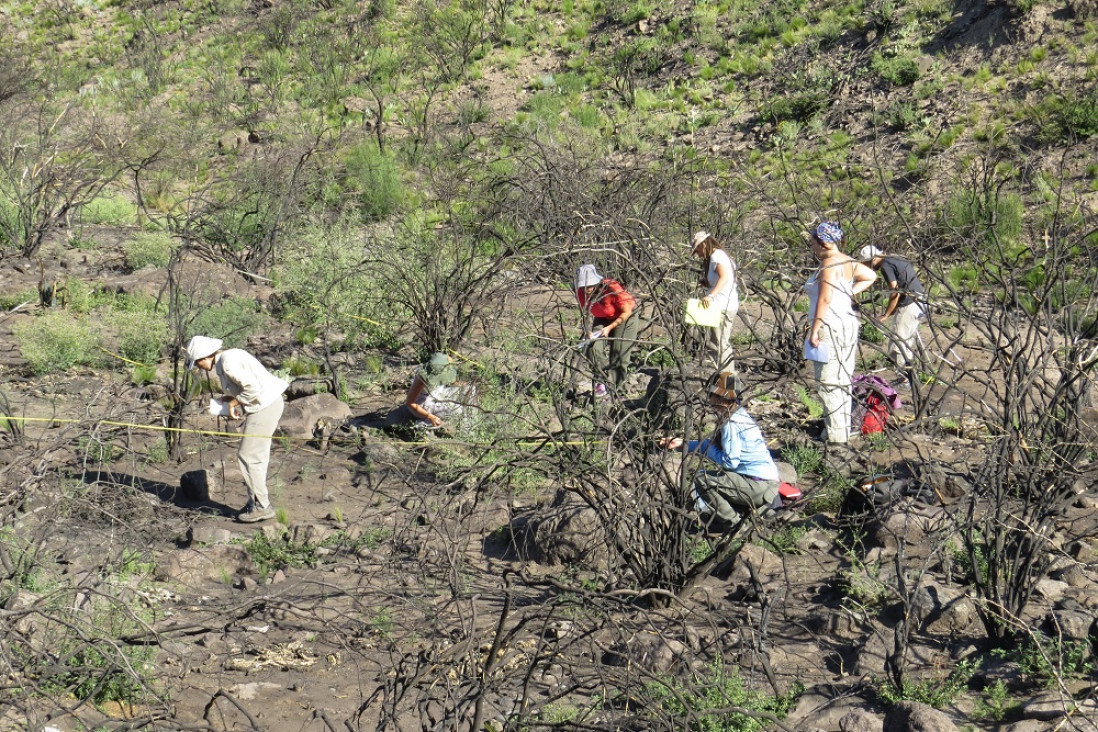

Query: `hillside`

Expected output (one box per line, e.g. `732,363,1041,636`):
2,1,1098,731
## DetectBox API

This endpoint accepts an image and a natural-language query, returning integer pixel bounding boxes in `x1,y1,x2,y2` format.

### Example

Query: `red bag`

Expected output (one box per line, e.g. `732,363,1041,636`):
861,393,890,434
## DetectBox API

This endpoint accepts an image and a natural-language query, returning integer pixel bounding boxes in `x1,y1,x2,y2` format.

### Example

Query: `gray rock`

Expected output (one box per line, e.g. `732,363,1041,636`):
188,526,234,546
883,700,958,732
508,493,616,569
602,632,685,673
155,545,250,584
1002,722,1054,732
840,709,884,732
1041,607,1094,642
180,469,219,502
776,460,799,485
277,393,353,439
1019,690,1093,721
1033,578,1070,603
920,582,979,635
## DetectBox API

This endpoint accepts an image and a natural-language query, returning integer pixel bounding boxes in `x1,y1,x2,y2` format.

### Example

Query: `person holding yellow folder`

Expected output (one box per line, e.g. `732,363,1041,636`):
690,231,740,373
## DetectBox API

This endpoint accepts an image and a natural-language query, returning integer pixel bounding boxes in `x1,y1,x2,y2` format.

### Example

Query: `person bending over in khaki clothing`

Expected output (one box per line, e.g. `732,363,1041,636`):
185,336,288,523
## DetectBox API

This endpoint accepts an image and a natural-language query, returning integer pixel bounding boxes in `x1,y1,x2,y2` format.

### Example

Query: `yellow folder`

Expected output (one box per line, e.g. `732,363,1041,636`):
685,298,721,328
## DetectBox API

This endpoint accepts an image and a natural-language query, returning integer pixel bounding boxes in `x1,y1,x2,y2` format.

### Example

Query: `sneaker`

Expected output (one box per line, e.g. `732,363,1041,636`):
594,383,608,398
237,503,276,523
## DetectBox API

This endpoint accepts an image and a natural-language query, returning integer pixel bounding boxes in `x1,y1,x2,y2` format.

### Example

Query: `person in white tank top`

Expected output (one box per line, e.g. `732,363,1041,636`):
803,222,876,444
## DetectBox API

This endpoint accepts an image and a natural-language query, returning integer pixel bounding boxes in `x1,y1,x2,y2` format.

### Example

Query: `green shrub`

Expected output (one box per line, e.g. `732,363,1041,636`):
942,189,1024,249
780,442,822,476
80,192,138,226
876,659,976,708
872,52,920,86
997,630,1097,686
123,231,176,269
343,140,404,220
103,309,168,365
13,311,100,374
187,296,268,347
1042,87,1098,141
647,656,801,731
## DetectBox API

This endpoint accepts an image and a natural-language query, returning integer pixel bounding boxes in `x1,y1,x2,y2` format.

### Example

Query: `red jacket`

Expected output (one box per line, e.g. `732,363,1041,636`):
577,278,635,321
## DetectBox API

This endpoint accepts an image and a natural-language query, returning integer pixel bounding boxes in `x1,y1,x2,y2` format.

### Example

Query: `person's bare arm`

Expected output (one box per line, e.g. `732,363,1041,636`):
850,260,877,297
600,299,634,336
405,375,443,427
883,279,901,318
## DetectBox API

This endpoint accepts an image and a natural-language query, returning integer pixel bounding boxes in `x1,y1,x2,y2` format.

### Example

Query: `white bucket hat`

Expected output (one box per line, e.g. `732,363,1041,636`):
184,335,223,370
857,245,883,262
691,230,712,251
575,264,602,289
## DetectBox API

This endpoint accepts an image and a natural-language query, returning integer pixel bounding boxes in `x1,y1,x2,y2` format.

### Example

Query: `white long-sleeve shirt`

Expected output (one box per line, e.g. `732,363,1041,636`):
214,349,288,413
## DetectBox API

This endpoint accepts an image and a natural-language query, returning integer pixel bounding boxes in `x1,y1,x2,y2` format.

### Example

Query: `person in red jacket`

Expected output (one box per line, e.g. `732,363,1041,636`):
575,264,638,394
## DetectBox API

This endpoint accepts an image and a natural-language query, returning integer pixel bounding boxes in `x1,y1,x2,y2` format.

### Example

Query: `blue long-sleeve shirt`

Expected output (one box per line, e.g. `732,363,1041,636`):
686,407,780,481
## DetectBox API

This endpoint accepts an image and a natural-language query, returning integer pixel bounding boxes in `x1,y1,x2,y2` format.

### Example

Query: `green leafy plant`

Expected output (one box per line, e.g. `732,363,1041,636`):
343,139,404,220
187,296,268,346
872,52,920,86
13,311,100,374
80,192,138,225
123,231,176,270
996,631,1096,687
972,679,1020,722
875,659,976,708
794,386,824,419
780,443,822,476
647,656,801,731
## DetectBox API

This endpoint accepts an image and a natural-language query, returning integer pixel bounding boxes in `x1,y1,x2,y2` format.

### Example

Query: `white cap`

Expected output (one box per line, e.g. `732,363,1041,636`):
691,230,712,250
857,245,883,262
184,335,223,370
575,264,602,289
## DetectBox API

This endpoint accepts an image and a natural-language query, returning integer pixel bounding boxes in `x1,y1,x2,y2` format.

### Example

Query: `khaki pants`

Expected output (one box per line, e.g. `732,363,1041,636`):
812,316,858,444
707,305,739,373
889,302,925,368
239,398,284,508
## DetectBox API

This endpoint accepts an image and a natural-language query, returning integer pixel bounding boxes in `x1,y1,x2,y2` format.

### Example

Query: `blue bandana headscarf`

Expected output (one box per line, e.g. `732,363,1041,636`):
814,221,843,244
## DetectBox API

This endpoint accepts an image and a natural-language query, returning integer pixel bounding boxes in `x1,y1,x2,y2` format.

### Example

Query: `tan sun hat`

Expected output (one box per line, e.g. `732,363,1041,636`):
691,230,712,251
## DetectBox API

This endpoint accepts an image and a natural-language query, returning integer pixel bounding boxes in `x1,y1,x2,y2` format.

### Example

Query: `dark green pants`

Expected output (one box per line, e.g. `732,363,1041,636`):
693,469,780,521
588,314,640,387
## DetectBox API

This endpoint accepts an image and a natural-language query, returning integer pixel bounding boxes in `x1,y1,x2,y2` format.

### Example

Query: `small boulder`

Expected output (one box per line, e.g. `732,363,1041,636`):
840,709,884,732
883,701,958,732
181,469,219,502
277,393,353,439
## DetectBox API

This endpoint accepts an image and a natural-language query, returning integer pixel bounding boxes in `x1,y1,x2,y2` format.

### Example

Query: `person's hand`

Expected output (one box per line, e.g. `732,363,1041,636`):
701,296,711,308
428,414,445,428
589,328,604,340
809,331,821,348
659,437,684,450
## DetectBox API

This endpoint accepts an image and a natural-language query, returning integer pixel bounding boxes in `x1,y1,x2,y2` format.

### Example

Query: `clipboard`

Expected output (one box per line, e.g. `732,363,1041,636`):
684,298,721,328
209,398,231,417
803,340,831,363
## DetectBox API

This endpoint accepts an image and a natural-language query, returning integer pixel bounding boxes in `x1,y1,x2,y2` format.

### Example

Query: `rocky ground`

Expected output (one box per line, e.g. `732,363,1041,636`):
1,243,1097,732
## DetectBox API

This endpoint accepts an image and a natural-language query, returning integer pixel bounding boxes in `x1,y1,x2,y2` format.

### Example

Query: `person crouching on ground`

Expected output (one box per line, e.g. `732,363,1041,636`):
404,352,461,432
659,371,782,522
185,336,288,523
574,263,638,395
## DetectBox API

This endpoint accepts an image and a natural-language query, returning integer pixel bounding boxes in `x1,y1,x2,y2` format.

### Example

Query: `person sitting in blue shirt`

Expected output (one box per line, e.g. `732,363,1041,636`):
659,371,781,522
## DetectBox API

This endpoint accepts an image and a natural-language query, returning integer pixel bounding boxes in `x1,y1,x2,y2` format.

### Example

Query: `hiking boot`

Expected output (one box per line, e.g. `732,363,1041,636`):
237,503,275,523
